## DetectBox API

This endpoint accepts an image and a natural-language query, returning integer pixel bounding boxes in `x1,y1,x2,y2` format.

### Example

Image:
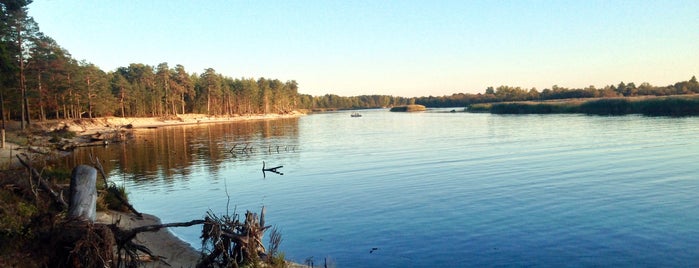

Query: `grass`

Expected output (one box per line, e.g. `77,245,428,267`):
466,95,699,116
390,104,427,112
97,184,129,212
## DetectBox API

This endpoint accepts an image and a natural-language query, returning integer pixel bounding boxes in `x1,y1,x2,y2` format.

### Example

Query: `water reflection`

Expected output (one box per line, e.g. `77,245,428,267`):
54,118,300,183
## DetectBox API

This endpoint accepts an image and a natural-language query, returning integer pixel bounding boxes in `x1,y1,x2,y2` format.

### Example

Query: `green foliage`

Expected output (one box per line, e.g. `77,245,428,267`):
0,192,37,238
267,226,284,267
97,184,129,212
40,166,72,183
48,127,76,143
268,252,286,268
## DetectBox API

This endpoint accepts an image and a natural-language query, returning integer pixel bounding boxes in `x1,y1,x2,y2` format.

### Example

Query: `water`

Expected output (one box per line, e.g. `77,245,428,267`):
59,110,699,267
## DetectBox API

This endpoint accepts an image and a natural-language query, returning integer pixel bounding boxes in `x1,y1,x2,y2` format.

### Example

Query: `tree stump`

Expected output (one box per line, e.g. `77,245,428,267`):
68,165,98,222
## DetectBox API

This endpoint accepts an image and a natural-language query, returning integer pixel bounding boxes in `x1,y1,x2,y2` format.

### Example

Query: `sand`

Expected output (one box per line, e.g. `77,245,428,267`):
39,112,305,136
96,211,201,268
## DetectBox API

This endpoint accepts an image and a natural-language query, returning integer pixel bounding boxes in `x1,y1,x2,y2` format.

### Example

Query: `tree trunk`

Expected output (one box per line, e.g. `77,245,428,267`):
18,20,26,129
120,89,125,117
207,88,211,115
1,91,4,149
68,165,97,222
181,93,185,114
38,72,45,121
87,76,93,119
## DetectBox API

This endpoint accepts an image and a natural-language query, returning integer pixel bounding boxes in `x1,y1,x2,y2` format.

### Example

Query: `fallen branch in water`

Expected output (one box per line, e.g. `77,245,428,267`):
262,161,284,178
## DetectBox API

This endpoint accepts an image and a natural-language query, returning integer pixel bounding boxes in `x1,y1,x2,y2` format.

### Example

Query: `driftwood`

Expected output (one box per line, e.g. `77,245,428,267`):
262,161,283,178
110,219,206,268
16,154,68,209
57,140,109,151
198,207,270,267
230,143,298,156
9,159,278,267
68,165,98,221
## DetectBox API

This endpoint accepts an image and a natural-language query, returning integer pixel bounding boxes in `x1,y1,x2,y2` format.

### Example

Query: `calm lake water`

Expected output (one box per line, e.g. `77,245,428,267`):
59,109,699,267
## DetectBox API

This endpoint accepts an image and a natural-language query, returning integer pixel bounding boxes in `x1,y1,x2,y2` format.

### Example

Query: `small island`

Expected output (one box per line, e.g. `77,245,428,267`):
389,104,427,112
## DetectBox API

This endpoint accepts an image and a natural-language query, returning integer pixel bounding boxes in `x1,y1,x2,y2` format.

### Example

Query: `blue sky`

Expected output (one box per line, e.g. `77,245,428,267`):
30,0,698,97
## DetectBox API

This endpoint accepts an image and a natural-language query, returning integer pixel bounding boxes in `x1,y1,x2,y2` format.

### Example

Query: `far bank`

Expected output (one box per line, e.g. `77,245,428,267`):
466,94,699,116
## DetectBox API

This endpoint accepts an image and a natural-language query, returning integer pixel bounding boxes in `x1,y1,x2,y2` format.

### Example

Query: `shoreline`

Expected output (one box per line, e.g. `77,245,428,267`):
0,112,305,168
36,112,306,136
2,112,309,267
96,211,201,268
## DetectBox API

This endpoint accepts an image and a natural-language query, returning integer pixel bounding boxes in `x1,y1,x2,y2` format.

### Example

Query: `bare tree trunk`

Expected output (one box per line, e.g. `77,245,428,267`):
17,20,27,129
68,165,97,222
207,88,211,115
38,72,45,121
181,93,185,114
120,89,125,117
87,76,93,119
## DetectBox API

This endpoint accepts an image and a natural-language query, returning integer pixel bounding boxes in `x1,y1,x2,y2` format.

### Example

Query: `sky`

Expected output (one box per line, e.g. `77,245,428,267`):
29,0,699,97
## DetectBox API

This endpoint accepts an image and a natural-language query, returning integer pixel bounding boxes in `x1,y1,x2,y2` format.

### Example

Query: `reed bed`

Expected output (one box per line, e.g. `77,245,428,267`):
466,95,699,116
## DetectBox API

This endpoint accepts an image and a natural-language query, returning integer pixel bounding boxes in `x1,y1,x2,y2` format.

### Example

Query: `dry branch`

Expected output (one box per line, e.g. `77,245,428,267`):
198,208,270,267
16,153,68,209
110,219,206,268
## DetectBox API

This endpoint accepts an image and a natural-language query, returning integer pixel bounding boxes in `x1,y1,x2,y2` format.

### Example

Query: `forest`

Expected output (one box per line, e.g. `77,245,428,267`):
2,1,698,131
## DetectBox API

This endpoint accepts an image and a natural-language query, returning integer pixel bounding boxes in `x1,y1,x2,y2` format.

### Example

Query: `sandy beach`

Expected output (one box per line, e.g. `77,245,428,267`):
96,211,201,268
36,112,306,136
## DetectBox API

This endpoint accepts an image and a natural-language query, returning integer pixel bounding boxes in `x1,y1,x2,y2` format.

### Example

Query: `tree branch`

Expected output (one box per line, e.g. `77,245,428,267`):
16,154,68,209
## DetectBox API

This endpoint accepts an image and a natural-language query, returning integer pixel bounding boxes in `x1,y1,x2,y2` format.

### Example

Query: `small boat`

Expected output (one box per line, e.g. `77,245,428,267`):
351,112,362,117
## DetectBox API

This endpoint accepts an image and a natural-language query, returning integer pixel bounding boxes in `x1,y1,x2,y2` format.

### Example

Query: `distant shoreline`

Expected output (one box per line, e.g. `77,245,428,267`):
35,111,306,136
466,94,699,116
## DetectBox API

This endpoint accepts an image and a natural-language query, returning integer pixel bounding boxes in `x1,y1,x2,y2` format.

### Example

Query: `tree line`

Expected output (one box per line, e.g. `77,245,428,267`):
0,1,303,130
414,77,699,108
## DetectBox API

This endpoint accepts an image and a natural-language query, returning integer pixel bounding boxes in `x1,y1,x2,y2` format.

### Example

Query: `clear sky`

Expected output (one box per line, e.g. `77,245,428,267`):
30,0,698,97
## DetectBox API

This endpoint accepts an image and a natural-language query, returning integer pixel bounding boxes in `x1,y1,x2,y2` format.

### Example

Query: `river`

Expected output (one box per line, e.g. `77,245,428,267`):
57,109,699,267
